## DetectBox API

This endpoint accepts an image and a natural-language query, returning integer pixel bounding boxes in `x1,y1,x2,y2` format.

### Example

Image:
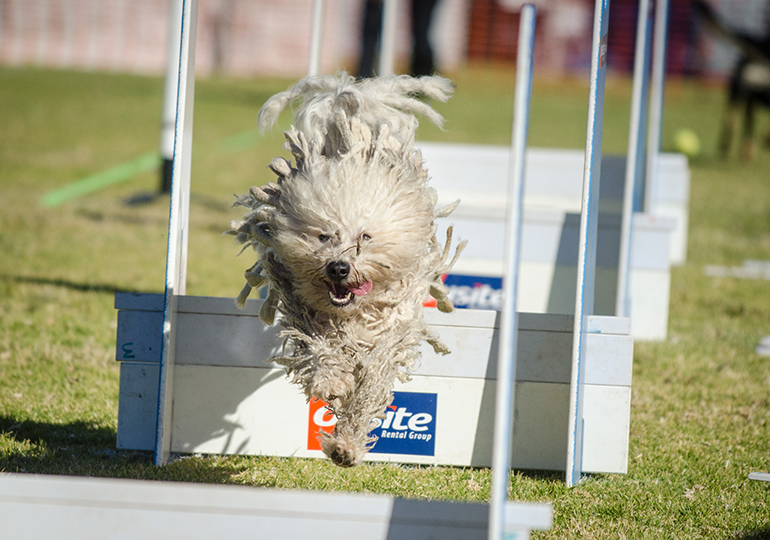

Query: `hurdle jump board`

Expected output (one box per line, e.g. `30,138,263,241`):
115,293,633,474
438,208,674,341
0,473,552,540
419,143,690,266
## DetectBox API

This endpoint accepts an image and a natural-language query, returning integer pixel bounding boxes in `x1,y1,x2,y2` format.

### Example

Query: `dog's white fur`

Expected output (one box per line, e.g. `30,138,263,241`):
228,73,465,467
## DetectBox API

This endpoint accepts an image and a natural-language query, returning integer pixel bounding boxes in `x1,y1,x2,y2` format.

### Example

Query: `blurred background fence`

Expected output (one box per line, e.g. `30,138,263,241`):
0,0,767,78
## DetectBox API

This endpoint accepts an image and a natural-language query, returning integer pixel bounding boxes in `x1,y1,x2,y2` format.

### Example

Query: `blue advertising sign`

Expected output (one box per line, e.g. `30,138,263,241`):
369,391,437,456
443,274,504,311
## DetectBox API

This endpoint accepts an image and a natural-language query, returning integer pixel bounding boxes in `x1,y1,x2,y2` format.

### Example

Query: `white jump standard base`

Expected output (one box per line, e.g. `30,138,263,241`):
0,473,552,540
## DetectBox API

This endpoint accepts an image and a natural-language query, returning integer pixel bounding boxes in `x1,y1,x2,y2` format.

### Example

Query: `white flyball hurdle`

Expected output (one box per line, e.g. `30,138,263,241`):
423,144,682,341
421,0,688,343
114,293,632,475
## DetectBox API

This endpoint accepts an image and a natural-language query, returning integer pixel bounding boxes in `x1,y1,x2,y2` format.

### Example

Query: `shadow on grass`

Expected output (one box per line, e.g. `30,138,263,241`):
1,274,159,295
0,415,149,475
734,530,770,540
101,191,229,212
514,469,565,482
0,416,116,447
76,207,170,226
0,416,242,484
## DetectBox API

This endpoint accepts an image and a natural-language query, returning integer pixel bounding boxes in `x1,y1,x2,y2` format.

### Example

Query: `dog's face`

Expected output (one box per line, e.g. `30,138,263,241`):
271,157,435,318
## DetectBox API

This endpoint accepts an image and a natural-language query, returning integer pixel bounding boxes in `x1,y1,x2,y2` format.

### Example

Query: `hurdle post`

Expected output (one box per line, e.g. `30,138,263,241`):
488,5,536,540
566,0,609,488
644,0,669,215
307,0,325,76
155,0,198,466
616,0,653,318
159,0,183,194
379,0,399,76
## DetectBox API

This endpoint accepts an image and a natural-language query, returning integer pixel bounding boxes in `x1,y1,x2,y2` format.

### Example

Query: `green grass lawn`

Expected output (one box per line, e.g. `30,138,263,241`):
1,65,770,538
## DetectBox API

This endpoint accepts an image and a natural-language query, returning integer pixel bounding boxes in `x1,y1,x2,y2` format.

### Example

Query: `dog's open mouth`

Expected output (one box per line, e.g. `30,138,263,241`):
326,280,373,307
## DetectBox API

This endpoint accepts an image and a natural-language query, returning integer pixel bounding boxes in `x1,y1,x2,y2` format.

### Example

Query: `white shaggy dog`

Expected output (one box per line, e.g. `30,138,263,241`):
228,73,465,467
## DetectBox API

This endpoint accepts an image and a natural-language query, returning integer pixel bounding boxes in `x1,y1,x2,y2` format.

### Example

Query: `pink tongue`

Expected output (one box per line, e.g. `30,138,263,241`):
348,280,373,296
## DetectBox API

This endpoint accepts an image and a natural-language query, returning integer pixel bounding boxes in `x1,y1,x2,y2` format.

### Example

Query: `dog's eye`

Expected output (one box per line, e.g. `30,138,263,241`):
319,234,331,243
361,233,372,242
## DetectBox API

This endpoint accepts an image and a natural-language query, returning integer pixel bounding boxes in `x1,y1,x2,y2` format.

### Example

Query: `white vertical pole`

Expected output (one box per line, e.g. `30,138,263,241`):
60,0,74,68
308,0,325,76
86,0,99,70
160,0,183,193
111,0,127,72
488,5,536,540
616,0,653,318
379,0,398,76
644,0,669,215
36,0,50,65
155,0,198,467
566,0,609,488
10,0,24,65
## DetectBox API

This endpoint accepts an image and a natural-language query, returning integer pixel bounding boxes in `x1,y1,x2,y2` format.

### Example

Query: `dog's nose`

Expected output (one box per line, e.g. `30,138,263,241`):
326,261,350,282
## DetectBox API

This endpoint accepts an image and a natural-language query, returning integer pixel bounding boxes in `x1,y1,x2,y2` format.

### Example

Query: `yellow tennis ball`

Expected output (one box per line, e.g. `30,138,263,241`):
674,129,701,158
